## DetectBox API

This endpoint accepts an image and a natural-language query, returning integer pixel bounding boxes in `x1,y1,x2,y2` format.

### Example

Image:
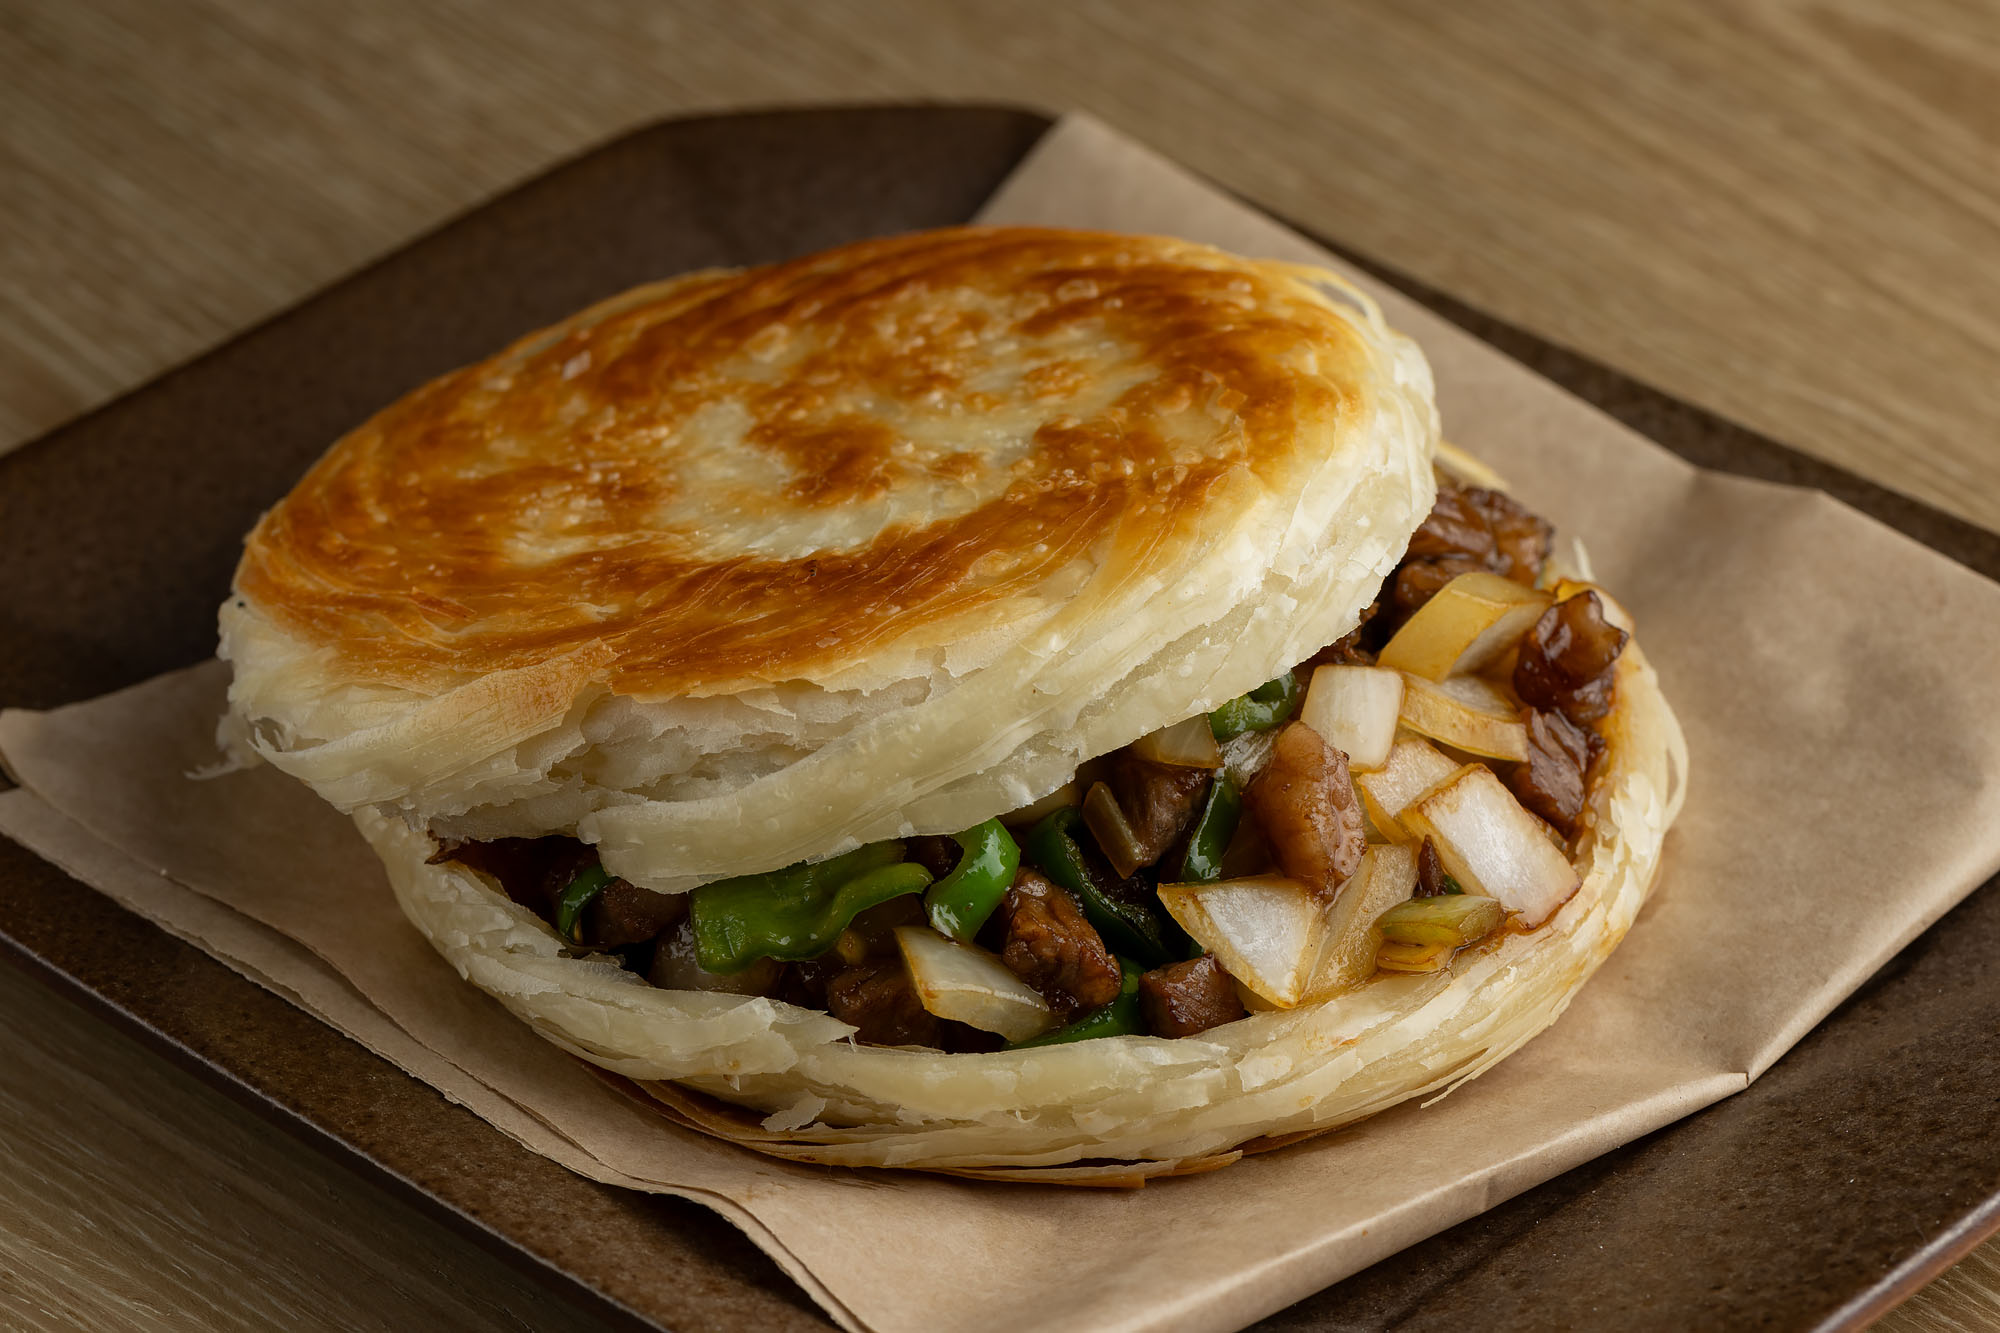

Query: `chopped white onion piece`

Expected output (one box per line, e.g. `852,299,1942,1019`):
1302,842,1420,1001
1131,715,1222,768
894,927,1054,1043
1397,673,1529,762
1300,665,1404,771
1398,766,1581,928
1158,875,1325,1009
1354,736,1461,840
1377,572,1551,681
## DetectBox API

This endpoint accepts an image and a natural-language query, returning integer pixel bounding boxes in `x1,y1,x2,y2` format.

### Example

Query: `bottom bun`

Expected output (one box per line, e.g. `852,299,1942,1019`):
365,644,1685,1179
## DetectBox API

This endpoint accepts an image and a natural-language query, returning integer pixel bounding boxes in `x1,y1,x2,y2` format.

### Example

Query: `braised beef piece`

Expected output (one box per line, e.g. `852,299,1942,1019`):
903,834,964,880
584,879,689,948
1308,601,1380,666
1508,710,1600,839
826,960,941,1047
801,894,998,1050
1420,485,1553,578
1415,837,1455,897
995,869,1123,1021
1482,490,1557,579
1138,955,1247,1038
1391,486,1554,620
429,835,574,916
1106,752,1211,869
1513,591,1628,724
1243,722,1367,898
1404,486,1507,564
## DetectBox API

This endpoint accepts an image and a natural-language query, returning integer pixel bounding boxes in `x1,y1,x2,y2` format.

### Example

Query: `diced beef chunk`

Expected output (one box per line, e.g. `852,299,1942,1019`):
903,834,964,880
1244,722,1367,898
1107,752,1211,869
1415,836,1455,897
995,869,1122,1020
1138,955,1247,1038
584,879,689,948
1513,591,1627,724
1404,486,1505,565
826,960,941,1047
1508,709,1599,839
1480,489,1557,581
1412,485,1554,581
1391,485,1554,619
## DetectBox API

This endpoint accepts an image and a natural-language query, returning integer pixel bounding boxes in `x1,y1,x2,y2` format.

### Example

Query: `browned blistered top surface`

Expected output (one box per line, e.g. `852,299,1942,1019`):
236,226,1367,695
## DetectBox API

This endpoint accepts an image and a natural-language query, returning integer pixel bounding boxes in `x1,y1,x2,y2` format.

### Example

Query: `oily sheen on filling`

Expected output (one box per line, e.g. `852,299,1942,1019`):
364,645,1684,1173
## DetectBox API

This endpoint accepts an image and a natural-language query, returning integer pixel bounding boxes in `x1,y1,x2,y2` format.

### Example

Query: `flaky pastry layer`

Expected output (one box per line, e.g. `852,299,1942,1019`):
366,644,1683,1175
225,227,1437,889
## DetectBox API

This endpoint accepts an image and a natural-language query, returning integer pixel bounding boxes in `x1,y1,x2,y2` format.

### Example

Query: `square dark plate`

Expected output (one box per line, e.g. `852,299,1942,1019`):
2,105,1997,1333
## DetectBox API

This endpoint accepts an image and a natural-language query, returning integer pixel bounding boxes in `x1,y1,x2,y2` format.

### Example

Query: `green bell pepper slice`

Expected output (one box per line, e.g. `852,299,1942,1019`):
1020,807,1183,967
1208,670,1302,740
1007,958,1145,1048
553,863,615,943
924,818,1022,942
690,842,931,974
1176,774,1241,884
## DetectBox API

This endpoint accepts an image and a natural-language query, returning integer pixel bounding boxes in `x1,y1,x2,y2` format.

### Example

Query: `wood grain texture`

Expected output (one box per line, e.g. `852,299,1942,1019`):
4,0,1999,529
0,963,612,1333
2,2,1996,1330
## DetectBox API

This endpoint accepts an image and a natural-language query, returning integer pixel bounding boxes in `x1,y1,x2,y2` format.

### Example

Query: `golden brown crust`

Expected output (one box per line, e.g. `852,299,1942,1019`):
238,227,1374,698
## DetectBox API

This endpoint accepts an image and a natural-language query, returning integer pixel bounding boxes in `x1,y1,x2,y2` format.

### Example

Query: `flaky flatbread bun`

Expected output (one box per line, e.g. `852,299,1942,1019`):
222,227,1438,892
226,225,1686,1178
359,632,1683,1179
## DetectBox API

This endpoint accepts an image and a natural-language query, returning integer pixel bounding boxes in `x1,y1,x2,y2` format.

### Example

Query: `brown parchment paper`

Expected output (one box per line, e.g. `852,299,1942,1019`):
6,113,2000,1333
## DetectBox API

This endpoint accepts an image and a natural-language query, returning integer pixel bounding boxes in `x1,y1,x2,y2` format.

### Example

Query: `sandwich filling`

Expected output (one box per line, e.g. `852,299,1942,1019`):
431,477,1629,1052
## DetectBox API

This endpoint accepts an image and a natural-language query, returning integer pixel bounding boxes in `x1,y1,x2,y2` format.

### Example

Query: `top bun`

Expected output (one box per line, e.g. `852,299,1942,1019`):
221,227,1439,891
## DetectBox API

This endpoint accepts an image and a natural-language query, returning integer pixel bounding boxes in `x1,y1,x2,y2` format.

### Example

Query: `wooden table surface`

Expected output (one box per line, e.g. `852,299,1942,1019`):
4,2,1997,1328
